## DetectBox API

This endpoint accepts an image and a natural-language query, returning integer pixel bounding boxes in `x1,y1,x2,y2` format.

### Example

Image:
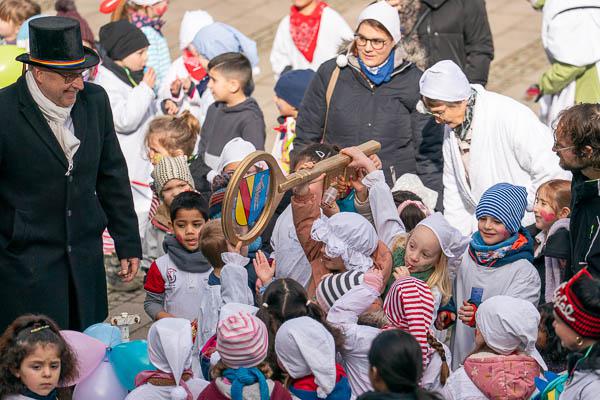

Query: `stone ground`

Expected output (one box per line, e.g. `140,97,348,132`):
64,0,548,338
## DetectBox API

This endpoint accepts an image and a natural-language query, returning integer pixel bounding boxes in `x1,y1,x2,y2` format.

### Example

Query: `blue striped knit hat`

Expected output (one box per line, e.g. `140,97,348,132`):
476,183,528,234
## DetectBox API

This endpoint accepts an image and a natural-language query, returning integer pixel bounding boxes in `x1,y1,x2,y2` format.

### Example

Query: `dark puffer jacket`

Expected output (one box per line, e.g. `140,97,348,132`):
417,0,494,85
294,48,443,205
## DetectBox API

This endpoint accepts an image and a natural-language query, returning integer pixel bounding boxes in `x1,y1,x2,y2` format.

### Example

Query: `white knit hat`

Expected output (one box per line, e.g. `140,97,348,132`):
357,1,401,44
419,60,471,102
391,173,438,211
179,10,214,50
151,155,195,196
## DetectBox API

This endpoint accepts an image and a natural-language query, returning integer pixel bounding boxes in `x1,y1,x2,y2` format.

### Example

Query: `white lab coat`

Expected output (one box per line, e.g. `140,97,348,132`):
442,85,570,235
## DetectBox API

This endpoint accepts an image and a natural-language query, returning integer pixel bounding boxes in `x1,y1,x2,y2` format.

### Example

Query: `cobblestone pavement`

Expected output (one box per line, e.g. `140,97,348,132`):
63,0,549,338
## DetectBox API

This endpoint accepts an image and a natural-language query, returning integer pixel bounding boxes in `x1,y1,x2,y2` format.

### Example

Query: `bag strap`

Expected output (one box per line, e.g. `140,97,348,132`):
322,66,340,144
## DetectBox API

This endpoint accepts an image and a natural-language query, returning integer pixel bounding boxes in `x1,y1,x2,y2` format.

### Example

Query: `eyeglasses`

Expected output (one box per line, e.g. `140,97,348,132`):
354,34,387,50
416,99,446,118
43,68,88,84
552,132,576,153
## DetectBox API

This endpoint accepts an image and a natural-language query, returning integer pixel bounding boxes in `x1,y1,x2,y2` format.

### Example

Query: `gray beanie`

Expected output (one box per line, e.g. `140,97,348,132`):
151,155,195,196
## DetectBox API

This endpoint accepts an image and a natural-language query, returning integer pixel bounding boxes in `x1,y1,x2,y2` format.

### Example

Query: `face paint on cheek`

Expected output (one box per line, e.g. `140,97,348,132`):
153,3,168,16
540,209,557,223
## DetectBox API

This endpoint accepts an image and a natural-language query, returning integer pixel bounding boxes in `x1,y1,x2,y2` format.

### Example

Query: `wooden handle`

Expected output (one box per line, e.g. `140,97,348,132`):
279,140,381,192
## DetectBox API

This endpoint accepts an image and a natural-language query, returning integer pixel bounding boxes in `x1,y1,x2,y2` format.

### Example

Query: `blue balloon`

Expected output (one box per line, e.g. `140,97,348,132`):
83,323,122,348
108,340,155,390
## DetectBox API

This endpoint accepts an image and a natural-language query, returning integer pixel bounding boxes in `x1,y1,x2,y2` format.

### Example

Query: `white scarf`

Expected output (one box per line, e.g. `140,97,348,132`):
25,71,80,175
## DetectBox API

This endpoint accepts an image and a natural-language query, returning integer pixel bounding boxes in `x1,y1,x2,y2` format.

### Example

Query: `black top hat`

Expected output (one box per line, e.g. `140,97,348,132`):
16,16,99,70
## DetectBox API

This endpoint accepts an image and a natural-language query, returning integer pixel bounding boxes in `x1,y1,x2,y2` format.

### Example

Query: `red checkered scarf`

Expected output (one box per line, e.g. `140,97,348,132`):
554,268,600,338
383,276,435,366
289,1,328,62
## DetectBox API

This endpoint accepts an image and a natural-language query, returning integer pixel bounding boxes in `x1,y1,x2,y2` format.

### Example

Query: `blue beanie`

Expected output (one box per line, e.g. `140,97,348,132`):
274,69,315,109
475,183,528,234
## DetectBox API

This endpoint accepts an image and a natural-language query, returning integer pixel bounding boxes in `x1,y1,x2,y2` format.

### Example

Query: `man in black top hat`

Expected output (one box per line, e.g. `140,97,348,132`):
0,16,142,331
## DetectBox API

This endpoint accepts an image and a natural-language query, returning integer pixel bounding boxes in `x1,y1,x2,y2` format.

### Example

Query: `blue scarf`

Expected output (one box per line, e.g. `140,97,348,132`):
468,228,534,268
358,53,394,86
223,367,270,400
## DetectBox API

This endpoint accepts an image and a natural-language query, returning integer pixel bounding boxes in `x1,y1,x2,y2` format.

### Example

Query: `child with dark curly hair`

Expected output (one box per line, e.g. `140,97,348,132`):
0,314,78,400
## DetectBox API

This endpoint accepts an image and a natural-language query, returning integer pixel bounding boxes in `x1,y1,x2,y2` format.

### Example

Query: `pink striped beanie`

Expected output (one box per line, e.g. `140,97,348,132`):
383,276,435,366
217,312,269,368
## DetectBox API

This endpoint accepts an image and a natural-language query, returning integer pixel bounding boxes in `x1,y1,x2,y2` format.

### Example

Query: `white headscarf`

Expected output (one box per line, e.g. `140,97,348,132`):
207,137,256,184
419,60,471,102
311,212,378,272
357,1,401,44
25,70,80,175
148,318,194,390
416,212,469,272
476,295,548,370
179,10,214,50
275,317,337,398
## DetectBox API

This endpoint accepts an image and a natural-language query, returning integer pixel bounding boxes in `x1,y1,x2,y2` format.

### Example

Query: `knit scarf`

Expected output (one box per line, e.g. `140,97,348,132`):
25,71,80,176
358,53,395,86
134,369,194,400
19,389,58,400
289,1,328,62
453,89,477,141
468,228,534,268
131,12,165,34
222,367,270,400
162,234,211,273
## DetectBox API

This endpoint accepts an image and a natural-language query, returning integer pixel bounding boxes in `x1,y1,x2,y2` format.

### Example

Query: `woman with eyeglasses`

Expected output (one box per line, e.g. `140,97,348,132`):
417,59,570,236
294,1,443,207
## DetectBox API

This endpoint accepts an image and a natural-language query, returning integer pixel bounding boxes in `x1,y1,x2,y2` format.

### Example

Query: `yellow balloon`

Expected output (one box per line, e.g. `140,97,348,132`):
0,45,25,89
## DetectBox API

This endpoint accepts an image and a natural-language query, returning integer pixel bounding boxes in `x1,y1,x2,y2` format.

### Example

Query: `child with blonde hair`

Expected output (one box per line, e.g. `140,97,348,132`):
533,179,572,302
342,147,468,335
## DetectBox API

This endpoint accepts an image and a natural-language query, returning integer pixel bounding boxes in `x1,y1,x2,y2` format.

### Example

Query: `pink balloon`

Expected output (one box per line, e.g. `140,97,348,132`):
60,330,106,386
73,361,127,400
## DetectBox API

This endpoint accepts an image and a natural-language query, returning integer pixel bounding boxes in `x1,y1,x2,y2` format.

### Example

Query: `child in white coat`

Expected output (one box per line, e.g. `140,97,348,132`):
270,0,353,79
446,183,541,370
127,318,209,399
441,295,547,400
96,20,157,235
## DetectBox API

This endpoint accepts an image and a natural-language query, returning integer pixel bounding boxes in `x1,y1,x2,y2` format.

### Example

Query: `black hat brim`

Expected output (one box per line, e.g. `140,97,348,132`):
16,46,99,70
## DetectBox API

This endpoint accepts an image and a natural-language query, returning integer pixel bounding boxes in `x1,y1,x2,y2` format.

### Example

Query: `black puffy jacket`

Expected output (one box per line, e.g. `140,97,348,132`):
294,48,444,205
416,0,494,85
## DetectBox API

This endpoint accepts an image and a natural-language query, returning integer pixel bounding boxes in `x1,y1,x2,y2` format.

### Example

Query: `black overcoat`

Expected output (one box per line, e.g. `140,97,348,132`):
0,76,141,331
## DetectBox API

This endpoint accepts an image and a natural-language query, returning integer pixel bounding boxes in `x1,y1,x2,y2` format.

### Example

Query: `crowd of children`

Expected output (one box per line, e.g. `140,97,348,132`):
0,0,599,399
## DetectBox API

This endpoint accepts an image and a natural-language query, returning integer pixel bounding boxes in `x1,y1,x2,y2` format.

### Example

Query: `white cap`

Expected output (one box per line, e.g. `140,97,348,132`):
419,60,471,102
357,1,401,44
179,10,214,50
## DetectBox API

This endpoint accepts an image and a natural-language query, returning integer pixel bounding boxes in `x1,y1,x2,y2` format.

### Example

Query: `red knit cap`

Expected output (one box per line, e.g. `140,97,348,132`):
383,276,435,366
554,268,600,339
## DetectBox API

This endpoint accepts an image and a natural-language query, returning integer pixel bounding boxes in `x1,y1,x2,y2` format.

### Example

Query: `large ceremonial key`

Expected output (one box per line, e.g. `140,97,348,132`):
222,140,381,245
